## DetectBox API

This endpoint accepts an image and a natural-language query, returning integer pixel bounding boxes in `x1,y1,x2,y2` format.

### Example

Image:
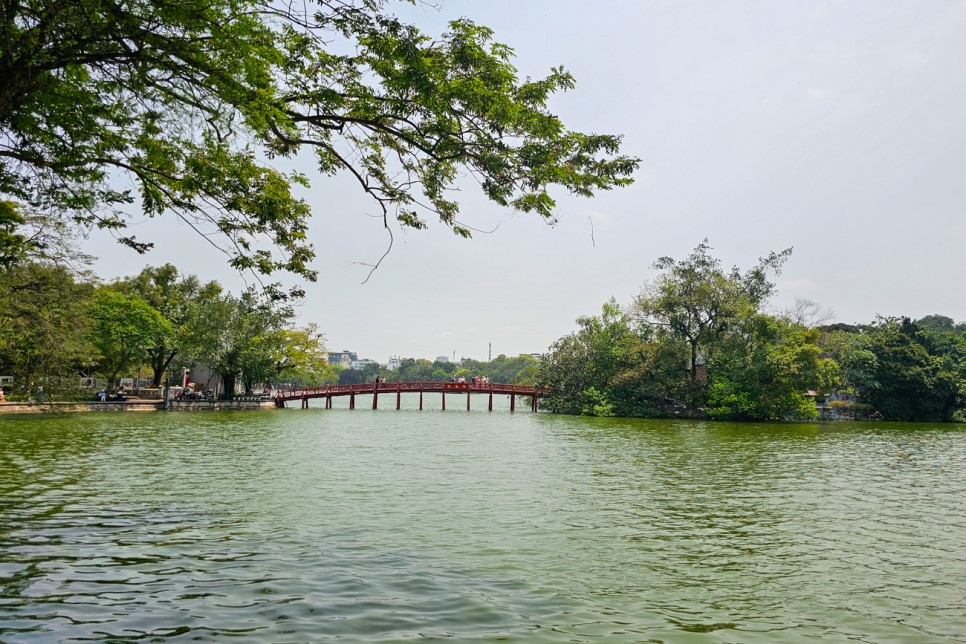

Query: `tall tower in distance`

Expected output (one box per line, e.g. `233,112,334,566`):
488,342,492,362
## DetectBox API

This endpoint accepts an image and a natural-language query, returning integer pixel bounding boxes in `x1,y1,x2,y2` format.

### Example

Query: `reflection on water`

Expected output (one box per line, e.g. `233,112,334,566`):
1,411,965,641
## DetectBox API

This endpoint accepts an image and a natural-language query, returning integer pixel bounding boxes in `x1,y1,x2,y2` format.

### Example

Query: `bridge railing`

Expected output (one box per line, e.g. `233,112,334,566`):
273,381,545,401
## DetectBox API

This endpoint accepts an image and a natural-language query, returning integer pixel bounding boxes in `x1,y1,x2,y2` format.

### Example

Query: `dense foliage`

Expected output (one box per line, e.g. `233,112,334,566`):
822,317,966,422
0,262,332,399
0,262,95,393
539,242,966,422
0,0,637,283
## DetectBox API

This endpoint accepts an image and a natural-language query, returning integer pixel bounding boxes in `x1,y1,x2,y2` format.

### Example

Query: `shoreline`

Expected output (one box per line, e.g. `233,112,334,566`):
0,399,277,414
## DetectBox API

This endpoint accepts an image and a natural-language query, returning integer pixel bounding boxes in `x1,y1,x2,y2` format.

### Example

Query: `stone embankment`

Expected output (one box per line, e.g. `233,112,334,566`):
1,398,277,413
0,400,163,414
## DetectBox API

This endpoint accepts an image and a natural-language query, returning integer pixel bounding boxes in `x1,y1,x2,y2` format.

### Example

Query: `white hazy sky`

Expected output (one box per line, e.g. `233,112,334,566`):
88,0,966,363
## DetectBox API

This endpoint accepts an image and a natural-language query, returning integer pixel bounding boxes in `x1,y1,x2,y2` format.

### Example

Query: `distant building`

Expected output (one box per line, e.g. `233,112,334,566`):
435,355,449,363
349,358,378,371
328,351,357,368
386,356,402,371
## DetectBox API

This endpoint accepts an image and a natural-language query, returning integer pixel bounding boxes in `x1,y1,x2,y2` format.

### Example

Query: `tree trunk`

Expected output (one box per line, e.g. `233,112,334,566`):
150,349,178,387
220,372,237,399
689,340,699,408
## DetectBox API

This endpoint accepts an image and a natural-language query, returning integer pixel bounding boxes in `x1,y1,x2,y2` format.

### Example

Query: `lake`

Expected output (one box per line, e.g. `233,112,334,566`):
1,402,965,642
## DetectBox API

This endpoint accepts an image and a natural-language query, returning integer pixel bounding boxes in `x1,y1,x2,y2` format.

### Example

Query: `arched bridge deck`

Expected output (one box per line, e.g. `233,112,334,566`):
274,381,547,412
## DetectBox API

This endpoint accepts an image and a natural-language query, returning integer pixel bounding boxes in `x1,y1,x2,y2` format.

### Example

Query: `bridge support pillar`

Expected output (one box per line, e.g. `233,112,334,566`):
326,396,331,409
510,394,515,412
532,396,538,412
372,389,378,410
350,394,355,410
442,391,446,411
397,385,401,410
467,391,471,411
419,390,423,410
489,391,493,411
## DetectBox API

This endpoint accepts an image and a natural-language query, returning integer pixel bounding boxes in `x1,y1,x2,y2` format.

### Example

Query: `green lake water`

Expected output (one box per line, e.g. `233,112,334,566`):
1,402,965,642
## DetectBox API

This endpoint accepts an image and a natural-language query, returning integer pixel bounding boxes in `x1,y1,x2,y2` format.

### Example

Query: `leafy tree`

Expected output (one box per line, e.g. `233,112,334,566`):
272,324,334,387
1,202,95,268
541,299,695,417
605,338,690,417
433,360,456,375
0,262,95,395
115,264,219,386
705,316,839,420
820,326,878,397
540,299,640,416
397,358,437,381
635,240,791,408
915,314,956,334
847,318,961,421
485,354,540,384
190,289,293,397
0,0,638,281
0,202,34,267
237,323,332,390
538,244,843,420
87,288,171,387
338,367,367,385
362,362,382,382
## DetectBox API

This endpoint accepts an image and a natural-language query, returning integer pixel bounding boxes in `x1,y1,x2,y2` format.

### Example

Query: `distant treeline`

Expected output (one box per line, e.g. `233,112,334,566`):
335,355,539,386
537,241,966,423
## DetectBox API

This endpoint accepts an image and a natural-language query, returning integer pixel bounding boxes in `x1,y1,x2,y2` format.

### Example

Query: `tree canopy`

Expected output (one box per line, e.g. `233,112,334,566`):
541,243,836,421
87,287,171,386
0,0,638,281
635,239,792,408
0,261,334,398
539,243,966,422
822,317,965,422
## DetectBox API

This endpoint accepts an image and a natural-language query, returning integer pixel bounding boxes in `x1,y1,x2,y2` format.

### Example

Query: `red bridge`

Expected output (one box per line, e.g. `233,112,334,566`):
274,381,547,412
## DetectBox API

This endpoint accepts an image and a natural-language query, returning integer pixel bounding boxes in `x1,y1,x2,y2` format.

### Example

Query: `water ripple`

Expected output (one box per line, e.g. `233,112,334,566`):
1,413,965,641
